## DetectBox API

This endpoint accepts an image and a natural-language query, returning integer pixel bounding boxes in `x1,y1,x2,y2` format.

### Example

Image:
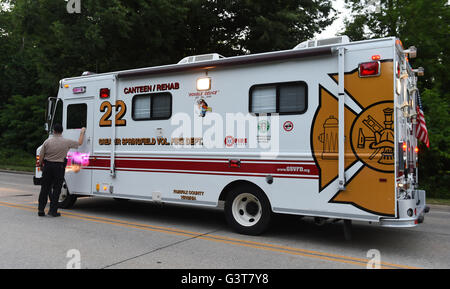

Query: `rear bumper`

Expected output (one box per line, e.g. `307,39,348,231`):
380,190,428,227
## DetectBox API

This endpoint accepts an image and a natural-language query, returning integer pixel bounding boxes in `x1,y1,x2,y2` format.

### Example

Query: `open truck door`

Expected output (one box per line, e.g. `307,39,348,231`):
62,96,94,196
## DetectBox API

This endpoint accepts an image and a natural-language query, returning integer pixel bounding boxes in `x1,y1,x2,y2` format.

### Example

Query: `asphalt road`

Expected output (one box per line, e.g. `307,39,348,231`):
0,171,449,269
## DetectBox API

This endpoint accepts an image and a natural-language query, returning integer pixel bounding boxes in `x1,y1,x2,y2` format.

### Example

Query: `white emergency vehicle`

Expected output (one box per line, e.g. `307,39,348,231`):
35,36,429,236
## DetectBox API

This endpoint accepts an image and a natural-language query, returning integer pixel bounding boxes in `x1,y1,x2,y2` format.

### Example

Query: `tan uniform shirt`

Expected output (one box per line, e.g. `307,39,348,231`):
39,135,79,163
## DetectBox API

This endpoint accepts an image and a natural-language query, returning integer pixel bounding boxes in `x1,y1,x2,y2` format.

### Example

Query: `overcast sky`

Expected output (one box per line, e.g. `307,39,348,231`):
315,0,350,39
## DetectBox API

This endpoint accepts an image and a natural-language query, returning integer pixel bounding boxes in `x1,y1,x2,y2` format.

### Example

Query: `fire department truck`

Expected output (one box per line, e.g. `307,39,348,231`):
35,36,429,237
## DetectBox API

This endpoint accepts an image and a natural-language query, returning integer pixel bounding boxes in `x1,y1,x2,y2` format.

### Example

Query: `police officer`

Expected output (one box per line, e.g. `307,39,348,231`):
38,123,86,217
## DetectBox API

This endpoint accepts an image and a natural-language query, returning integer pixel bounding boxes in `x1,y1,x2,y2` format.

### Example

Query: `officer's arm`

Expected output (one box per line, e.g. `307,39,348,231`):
78,127,86,146
39,143,45,167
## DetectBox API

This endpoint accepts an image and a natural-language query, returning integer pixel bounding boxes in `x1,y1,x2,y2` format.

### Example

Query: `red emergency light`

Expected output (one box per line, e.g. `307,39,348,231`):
100,88,110,99
359,61,380,77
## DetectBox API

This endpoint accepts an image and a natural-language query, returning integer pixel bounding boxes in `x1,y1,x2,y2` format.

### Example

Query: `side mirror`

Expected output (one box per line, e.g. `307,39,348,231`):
45,97,59,133
404,46,417,59
46,98,54,121
413,67,425,76
44,123,49,132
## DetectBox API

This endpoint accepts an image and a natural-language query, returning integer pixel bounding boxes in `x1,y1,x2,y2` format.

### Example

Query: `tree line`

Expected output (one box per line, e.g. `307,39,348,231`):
0,0,448,197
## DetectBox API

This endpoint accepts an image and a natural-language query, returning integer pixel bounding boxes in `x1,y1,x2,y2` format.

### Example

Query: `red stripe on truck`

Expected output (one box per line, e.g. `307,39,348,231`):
86,157,319,179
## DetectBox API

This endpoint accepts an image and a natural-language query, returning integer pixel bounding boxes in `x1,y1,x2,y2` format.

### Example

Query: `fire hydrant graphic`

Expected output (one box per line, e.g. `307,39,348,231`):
318,116,339,160
357,108,394,165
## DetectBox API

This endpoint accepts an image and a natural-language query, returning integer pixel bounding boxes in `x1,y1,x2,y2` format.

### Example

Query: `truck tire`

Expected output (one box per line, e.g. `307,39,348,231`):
58,181,77,209
224,185,272,235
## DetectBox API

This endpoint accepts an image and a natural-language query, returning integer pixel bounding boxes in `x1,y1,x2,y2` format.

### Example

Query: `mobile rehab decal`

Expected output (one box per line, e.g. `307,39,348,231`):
124,82,179,94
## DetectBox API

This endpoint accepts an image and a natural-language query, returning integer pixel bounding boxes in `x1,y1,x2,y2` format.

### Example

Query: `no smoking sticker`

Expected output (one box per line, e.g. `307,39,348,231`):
283,121,294,132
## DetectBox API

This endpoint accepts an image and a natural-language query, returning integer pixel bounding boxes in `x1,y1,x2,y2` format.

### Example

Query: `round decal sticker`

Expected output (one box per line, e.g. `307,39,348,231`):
224,136,234,147
283,121,294,132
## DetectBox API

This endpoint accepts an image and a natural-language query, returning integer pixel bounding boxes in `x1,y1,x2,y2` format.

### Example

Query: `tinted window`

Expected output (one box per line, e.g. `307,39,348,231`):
250,81,307,115
132,93,172,120
279,83,306,113
67,103,87,129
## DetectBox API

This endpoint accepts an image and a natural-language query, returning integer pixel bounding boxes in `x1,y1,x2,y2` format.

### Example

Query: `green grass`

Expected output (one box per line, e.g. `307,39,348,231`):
0,165,34,172
426,198,450,206
0,149,35,172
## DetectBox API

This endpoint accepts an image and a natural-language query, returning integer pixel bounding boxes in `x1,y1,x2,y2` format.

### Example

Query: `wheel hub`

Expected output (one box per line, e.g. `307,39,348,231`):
231,193,262,227
245,201,259,216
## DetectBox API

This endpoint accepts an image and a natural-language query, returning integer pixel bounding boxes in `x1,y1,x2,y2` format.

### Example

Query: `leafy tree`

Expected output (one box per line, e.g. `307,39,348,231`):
0,0,335,159
0,94,47,154
419,88,450,198
4,0,190,96
0,1,40,107
184,0,335,55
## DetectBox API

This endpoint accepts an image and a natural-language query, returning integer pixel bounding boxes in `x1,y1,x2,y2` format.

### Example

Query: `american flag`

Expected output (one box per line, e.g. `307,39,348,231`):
415,91,429,148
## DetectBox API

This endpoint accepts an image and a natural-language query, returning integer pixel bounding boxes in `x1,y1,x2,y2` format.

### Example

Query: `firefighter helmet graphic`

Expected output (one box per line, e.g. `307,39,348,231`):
350,102,395,172
357,108,394,165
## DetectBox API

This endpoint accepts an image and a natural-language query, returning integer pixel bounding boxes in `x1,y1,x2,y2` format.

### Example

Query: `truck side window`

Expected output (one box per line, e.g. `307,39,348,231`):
249,81,307,115
67,103,87,129
132,93,172,120
250,86,276,113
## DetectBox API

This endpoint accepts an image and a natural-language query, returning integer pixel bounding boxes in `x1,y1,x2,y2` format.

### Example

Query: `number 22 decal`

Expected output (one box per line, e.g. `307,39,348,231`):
99,100,127,127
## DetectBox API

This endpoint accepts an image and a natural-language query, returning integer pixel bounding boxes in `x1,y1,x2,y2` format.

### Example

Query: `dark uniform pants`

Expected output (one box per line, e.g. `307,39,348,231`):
38,161,65,214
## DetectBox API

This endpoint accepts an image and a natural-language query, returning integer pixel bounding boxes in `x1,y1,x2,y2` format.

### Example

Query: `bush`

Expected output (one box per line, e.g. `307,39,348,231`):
0,94,47,154
0,148,35,171
418,88,450,199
